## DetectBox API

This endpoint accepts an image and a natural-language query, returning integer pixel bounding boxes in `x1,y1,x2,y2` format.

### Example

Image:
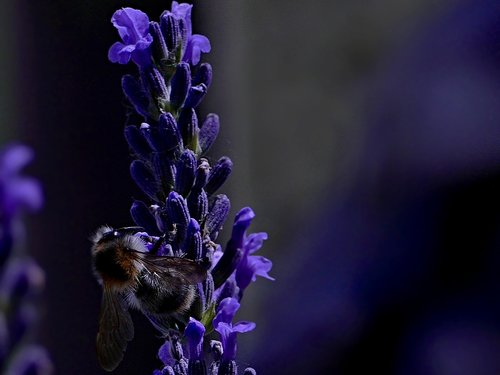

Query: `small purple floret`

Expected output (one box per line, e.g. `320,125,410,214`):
158,340,174,366
184,317,205,360
168,2,211,65
183,35,211,66
213,297,240,328
235,232,273,291
213,297,256,360
232,208,255,246
108,8,153,66
215,321,256,361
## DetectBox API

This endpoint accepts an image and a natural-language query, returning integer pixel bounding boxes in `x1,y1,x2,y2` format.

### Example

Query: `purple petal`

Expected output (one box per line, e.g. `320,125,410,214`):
6,178,43,213
211,207,254,289
244,232,268,255
0,145,33,175
183,34,211,65
0,258,45,300
131,35,154,66
184,318,205,360
214,322,237,360
158,340,174,366
213,297,240,328
0,145,43,217
214,275,240,303
232,321,256,333
109,8,152,66
111,8,150,44
215,321,255,361
210,245,223,270
108,42,133,64
5,345,53,375
232,207,254,246
235,255,274,291
249,256,274,280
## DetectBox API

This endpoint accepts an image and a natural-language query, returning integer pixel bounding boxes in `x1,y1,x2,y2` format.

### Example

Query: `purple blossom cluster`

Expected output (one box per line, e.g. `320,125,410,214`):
107,2,273,374
0,145,52,375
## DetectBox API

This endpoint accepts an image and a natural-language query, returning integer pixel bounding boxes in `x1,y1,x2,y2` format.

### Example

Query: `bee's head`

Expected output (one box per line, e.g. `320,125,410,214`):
91,226,145,245
91,226,147,286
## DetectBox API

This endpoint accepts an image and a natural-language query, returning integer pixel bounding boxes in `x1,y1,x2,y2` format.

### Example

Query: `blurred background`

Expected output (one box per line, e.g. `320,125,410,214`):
1,0,500,373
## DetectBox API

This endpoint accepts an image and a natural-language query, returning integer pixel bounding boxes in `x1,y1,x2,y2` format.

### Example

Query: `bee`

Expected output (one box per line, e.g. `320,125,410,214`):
91,226,207,372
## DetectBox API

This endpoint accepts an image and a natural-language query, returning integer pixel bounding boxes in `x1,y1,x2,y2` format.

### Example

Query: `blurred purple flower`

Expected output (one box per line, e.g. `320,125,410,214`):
108,8,153,66
5,346,53,375
0,144,51,374
0,258,45,301
0,144,42,221
0,145,42,264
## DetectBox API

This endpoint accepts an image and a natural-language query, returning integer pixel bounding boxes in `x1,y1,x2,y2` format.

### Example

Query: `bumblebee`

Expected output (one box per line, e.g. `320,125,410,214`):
91,226,206,371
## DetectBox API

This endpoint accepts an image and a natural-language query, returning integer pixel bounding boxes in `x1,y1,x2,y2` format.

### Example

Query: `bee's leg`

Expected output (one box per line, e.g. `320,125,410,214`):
145,313,172,336
150,234,166,255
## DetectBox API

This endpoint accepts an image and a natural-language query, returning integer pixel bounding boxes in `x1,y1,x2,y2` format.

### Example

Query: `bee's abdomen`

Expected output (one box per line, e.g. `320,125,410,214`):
93,247,130,282
134,282,195,314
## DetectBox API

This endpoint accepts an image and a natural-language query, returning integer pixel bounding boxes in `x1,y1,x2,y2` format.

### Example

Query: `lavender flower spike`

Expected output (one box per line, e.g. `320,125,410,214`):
108,8,153,67
104,3,271,373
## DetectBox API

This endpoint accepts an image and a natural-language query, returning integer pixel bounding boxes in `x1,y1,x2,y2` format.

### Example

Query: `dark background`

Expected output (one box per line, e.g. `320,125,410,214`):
1,0,499,374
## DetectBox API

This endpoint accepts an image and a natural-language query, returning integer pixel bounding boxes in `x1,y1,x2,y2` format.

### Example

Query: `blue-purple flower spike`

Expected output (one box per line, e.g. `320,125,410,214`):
106,2,272,374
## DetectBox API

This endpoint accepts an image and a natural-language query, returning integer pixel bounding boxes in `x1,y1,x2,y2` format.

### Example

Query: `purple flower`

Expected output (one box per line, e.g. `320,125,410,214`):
212,207,274,299
169,2,211,65
0,258,45,301
157,341,175,366
235,232,273,292
213,298,256,361
213,297,240,328
184,318,205,360
108,8,153,66
0,145,42,221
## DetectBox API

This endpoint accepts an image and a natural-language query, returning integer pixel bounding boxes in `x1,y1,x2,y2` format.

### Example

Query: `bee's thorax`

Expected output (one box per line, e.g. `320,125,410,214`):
93,243,139,286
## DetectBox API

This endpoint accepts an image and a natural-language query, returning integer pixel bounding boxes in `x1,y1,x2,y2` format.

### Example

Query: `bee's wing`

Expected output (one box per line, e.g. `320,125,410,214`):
96,285,134,371
137,254,207,286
